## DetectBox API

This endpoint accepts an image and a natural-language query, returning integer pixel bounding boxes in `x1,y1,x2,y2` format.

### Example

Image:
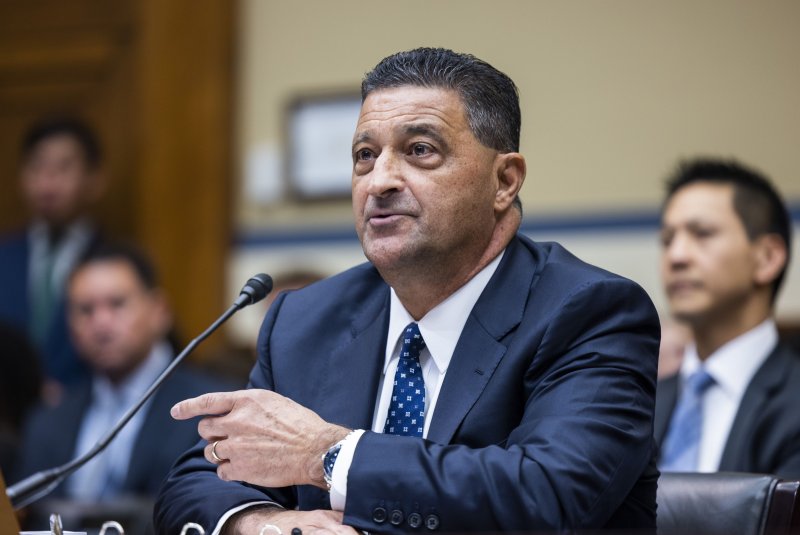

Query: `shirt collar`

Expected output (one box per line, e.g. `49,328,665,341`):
92,341,172,407
385,250,505,374
680,319,778,397
29,218,92,249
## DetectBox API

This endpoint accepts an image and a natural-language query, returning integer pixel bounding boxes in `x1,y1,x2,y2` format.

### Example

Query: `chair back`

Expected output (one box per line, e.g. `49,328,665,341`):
657,472,800,535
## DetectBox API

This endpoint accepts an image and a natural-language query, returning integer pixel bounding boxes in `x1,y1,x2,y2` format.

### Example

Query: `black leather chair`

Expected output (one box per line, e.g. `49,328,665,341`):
657,472,800,535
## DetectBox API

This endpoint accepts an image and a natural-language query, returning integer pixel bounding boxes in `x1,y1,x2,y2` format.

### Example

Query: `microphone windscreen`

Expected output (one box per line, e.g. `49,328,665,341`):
242,273,273,305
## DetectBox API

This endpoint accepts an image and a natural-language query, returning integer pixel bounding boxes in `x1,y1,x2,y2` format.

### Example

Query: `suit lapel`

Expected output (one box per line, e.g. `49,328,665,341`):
426,321,508,444
299,281,390,510
654,375,678,445
61,385,92,457
428,237,536,444
313,284,390,430
52,383,92,497
124,383,174,490
718,345,787,470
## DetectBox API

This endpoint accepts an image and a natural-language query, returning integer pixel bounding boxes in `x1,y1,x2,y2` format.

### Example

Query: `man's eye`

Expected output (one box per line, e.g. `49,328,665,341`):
356,149,374,161
411,143,431,156
692,227,715,239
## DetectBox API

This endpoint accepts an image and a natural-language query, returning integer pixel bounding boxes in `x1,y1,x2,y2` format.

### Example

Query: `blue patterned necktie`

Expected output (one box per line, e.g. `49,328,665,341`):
659,368,715,471
384,323,426,437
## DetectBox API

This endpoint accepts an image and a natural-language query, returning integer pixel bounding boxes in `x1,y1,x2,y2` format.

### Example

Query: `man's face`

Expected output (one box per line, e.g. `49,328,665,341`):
68,260,168,380
660,182,761,325
20,134,97,226
351,86,501,274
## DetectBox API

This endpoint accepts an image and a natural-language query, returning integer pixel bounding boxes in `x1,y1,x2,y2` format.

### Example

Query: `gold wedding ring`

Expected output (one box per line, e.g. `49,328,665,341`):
211,440,225,463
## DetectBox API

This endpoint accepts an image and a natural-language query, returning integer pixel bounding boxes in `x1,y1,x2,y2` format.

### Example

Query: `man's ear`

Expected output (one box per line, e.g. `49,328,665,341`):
494,152,526,212
753,233,788,287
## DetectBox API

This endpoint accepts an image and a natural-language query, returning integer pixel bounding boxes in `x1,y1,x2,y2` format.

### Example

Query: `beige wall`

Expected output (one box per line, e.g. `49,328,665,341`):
235,0,799,229
226,0,800,345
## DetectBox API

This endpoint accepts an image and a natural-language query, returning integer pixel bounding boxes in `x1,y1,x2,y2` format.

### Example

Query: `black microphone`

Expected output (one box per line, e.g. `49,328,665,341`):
6,273,274,510
233,273,273,309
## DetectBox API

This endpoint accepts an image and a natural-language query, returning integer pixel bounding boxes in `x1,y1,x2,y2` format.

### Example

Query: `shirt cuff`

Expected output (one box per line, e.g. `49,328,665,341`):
329,429,366,510
210,501,282,535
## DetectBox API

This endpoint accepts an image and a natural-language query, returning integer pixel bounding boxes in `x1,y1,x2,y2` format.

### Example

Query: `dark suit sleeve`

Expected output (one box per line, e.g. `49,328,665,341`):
343,278,659,533
153,292,297,533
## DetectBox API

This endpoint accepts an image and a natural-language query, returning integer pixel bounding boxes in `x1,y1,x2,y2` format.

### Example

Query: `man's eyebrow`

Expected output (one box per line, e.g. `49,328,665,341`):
352,131,373,151
403,123,449,149
351,123,450,151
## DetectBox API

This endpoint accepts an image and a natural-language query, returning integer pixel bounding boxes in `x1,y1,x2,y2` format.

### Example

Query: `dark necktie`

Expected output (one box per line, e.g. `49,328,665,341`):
659,368,715,471
384,323,426,437
30,246,56,346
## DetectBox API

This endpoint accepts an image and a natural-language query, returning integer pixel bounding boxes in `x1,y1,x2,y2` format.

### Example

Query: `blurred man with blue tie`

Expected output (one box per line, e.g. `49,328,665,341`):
655,158,800,477
155,47,661,534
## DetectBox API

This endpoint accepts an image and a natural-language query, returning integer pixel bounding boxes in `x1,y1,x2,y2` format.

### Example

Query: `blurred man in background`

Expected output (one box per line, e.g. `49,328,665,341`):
0,117,106,393
655,158,800,478
15,244,230,529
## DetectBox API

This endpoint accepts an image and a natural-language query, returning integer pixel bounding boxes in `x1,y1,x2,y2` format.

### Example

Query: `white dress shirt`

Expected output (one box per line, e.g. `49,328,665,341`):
677,319,777,472
67,342,171,500
213,251,504,533
28,218,94,305
329,250,504,509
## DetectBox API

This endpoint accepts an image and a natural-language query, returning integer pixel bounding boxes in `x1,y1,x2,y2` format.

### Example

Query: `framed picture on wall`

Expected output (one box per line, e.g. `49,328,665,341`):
286,93,362,199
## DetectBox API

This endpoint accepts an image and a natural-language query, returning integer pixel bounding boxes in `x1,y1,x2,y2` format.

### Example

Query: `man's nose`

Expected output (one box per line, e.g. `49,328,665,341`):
664,232,692,267
89,305,117,328
366,152,404,198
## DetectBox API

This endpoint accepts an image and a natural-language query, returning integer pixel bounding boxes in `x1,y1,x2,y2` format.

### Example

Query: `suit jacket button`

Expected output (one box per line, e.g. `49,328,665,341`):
372,507,387,524
425,514,440,530
408,512,423,529
390,509,404,526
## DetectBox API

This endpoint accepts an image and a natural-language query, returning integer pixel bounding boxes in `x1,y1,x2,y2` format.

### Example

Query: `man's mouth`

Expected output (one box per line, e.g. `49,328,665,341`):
667,280,701,295
366,210,412,226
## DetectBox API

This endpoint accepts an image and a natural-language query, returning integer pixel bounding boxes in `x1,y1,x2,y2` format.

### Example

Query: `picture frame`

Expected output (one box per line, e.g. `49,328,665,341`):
285,92,362,200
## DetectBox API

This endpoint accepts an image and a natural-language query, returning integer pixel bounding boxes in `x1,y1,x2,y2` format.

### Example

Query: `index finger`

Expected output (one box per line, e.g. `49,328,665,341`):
171,391,241,420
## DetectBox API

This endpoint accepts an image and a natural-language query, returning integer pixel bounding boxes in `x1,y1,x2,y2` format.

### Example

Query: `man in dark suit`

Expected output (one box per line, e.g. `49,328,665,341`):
655,158,800,478
0,117,105,389
14,244,232,505
156,48,660,534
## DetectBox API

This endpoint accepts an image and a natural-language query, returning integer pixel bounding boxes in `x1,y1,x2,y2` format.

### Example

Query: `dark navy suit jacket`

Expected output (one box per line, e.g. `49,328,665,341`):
0,231,93,384
655,343,800,479
155,235,660,533
14,365,235,499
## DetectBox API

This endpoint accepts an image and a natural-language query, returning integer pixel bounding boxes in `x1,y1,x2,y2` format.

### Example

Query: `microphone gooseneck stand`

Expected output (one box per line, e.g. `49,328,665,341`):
6,273,273,510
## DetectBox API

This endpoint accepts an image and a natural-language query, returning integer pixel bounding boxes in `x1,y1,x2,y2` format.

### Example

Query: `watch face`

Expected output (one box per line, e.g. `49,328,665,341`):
324,442,342,483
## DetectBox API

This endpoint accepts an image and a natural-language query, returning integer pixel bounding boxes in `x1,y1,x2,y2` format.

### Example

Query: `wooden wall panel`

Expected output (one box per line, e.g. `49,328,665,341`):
136,0,234,352
0,1,137,238
0,0,234,357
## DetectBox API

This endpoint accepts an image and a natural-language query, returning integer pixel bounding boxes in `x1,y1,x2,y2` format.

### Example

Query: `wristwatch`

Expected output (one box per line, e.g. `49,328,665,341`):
322,441,343,489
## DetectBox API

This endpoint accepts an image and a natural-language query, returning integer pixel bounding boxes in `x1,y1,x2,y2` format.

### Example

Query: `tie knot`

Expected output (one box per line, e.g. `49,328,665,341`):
400,322,426,359
685,368,715,395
